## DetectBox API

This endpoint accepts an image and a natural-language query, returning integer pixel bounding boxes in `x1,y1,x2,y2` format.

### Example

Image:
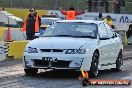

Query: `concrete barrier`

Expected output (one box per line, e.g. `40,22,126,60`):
0,27,28,59
0,41,9,62
2,28,26,41
8,42,14,57
0,42,5,62
0,27,26,42
8,41,29,59
0,27,5,41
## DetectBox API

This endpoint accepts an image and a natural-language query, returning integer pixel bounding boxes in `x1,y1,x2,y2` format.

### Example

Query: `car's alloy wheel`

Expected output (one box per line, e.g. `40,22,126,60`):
89,51,99,78
24,69,38,76
116,50,123,71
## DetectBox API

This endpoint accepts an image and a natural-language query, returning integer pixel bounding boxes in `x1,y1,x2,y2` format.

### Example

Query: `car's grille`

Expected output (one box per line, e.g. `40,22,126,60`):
52,61,70,67
41,49,51,52
40,49,64,52
34,60,49,67
52,49,63,52
33,60,70,68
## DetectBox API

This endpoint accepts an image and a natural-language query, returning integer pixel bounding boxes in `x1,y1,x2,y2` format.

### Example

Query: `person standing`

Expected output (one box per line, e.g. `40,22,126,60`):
112,0,116,13
93,0,98,12
98,13,103,20
22,8,41,40
115,0,121,14
103,15,113,26
126,24,132,38
88,0,93,12
120,0,125,14
99,0,104,13
104,0,109,13
60,6,85,20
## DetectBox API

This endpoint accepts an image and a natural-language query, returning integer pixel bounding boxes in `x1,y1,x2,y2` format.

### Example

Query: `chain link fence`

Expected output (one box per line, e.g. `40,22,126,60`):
0,0,132,14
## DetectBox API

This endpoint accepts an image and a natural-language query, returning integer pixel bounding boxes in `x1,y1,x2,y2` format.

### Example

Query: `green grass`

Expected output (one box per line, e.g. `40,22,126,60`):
5,8,48,19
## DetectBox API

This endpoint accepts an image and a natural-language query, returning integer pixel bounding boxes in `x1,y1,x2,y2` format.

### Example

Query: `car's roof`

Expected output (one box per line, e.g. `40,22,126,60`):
57,20,103,25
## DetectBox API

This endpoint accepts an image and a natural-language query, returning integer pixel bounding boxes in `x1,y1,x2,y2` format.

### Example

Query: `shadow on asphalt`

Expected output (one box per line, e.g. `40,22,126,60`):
24,69,129,80
97,69,130,79
0,58,22,67
34,70,81,79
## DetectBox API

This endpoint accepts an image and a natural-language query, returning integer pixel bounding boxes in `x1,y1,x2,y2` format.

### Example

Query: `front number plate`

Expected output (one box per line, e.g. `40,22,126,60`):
42,57,57,62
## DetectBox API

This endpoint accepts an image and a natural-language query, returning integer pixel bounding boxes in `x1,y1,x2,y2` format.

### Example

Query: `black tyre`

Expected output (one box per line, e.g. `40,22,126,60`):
116,50,123,71
89,51,99,78
24,68,38,76
81,78,89,86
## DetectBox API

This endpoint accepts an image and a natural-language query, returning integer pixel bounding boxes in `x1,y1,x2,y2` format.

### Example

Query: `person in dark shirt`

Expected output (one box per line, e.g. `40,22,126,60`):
120,0,125,14
22,8,41,40
127,24,132,38
93,0,98,12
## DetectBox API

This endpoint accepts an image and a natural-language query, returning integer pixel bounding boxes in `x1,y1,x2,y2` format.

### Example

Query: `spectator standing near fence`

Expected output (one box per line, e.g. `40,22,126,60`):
112,0,116,13
93,0,98,12
120,0,125,14
99,0,104,13
88,0,93,12
104,0,109,13
99,0,109,13
115,0,121,14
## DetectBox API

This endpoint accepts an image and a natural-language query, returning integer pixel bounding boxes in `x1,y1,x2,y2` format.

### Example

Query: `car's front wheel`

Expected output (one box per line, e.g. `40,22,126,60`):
24,68,38,76
115,50,123,71
89,51,99,78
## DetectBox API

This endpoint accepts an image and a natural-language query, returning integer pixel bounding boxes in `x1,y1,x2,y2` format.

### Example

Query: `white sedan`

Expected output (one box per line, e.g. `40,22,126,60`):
23,20,123,77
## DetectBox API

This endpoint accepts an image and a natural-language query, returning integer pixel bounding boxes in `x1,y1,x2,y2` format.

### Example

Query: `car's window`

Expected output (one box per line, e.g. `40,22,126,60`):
104,23,115,38
42,22,98,38
41,18,57,25
98,23,109,38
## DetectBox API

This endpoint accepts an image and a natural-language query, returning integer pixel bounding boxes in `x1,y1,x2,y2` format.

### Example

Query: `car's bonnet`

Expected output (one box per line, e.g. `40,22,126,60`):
27,37,97,49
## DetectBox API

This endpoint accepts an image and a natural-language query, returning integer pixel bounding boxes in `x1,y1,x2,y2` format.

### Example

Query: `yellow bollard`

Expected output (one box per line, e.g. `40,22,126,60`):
0,28,6,41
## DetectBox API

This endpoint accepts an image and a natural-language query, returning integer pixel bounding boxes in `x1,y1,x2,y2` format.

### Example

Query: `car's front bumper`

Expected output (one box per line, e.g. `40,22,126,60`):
23,53,89,71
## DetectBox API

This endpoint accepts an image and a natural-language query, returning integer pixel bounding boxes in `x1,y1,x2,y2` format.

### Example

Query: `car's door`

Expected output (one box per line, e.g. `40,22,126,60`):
104,23,121,63
98,23,113,65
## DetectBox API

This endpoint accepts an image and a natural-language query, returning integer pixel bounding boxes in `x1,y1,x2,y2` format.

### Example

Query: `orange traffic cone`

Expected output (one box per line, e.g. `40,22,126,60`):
5,28,11,42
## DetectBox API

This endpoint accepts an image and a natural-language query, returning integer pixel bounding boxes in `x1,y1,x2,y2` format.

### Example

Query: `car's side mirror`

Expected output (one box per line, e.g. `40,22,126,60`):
100,34,110,40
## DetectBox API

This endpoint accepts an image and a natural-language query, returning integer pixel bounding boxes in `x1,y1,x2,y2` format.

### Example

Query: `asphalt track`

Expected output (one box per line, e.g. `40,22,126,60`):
0,45,132,88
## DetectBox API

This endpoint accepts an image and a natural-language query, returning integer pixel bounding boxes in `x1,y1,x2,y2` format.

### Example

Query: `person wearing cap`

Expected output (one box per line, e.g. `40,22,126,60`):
60,6,85,20
103,15,113,26
22,8,41,40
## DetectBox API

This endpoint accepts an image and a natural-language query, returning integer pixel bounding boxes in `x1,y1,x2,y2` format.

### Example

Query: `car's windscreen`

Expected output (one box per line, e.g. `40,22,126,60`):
41,18,57,25
42,22,98,38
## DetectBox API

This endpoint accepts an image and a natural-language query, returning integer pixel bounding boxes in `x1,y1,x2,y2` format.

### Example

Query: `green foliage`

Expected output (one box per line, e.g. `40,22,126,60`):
0,0,132,14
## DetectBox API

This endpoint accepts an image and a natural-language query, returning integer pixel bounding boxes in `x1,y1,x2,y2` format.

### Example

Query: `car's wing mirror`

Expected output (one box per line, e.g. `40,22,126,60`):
100,34,110,40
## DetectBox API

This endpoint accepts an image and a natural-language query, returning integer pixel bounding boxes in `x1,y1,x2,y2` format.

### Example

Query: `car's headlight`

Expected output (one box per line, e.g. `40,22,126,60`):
65,49,86,54
25,47,38,53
